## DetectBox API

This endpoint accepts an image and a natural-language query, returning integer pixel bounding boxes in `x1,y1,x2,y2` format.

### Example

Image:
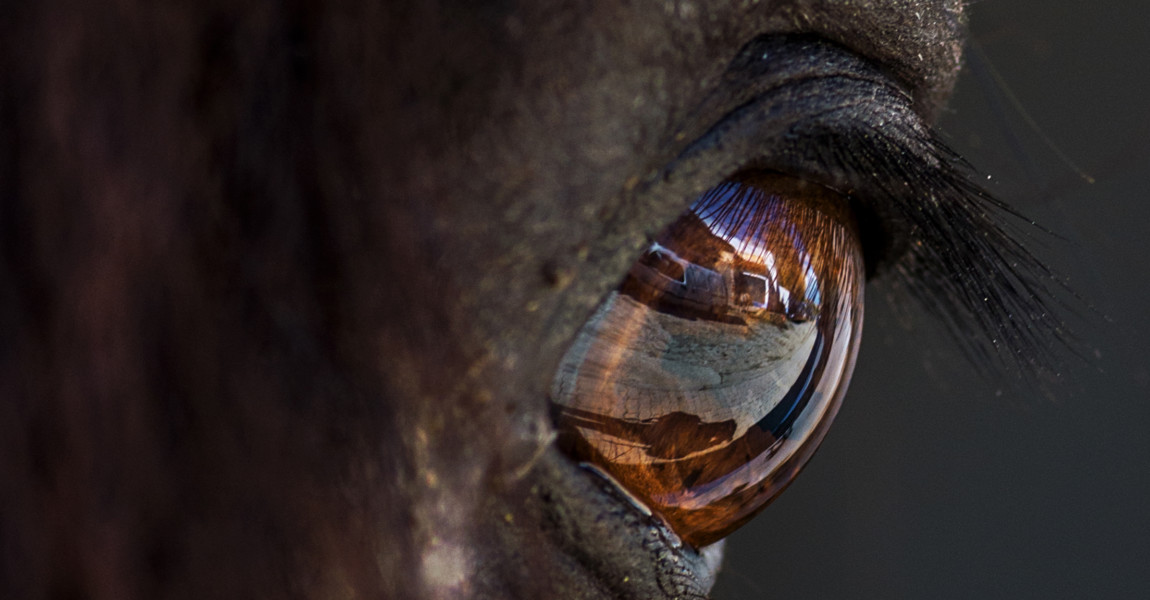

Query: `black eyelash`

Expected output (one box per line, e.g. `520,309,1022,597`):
666,34,1079,387
799,124,1077,386
897,142,1078,387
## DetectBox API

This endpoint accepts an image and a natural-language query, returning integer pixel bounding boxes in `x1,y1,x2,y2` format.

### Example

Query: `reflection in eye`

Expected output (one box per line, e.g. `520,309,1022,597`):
550,172,865,547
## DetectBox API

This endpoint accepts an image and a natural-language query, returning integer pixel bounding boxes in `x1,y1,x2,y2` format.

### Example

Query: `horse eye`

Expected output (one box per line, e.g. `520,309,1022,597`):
550,172,865,547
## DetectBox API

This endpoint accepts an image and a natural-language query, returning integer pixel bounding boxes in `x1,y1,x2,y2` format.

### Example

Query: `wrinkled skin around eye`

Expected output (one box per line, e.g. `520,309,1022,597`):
0,1,965,599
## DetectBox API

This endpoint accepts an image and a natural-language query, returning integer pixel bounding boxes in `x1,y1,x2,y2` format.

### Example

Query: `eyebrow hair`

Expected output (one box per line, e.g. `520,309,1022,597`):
663,34,1072,382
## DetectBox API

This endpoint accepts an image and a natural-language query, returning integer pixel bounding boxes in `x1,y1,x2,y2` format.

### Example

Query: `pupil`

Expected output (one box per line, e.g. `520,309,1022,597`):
550,173,864,547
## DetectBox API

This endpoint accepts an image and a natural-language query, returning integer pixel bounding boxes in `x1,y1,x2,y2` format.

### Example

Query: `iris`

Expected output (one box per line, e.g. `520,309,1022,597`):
551,172,865,547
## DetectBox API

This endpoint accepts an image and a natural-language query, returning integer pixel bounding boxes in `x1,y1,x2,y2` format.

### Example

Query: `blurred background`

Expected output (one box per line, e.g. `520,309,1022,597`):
713,2,1150,598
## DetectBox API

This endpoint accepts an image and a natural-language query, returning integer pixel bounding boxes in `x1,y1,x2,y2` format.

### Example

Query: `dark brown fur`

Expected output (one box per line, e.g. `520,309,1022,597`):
0,1,965,598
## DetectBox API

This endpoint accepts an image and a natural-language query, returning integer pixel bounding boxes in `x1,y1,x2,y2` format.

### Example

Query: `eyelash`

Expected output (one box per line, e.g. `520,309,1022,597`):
856,131,1073,382
657,34,1073,384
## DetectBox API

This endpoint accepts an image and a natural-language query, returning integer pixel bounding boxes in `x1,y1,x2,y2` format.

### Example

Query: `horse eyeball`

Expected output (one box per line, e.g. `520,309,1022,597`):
550,172,865,547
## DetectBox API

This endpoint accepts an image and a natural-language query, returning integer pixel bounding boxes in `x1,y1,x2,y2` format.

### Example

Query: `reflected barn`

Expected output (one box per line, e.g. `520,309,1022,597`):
0,1,1084,599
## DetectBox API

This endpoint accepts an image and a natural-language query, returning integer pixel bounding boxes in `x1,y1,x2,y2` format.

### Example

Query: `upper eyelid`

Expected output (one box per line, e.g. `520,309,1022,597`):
659,35,908,170
623,36,914,248
630,34,1068,378
651,35,929,273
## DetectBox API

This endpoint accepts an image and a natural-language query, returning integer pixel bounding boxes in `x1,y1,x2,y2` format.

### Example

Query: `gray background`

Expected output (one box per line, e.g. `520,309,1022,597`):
713,2,1150,598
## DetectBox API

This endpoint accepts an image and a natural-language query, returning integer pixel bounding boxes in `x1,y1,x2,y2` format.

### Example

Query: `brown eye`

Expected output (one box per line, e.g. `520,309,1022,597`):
550,172,865,547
